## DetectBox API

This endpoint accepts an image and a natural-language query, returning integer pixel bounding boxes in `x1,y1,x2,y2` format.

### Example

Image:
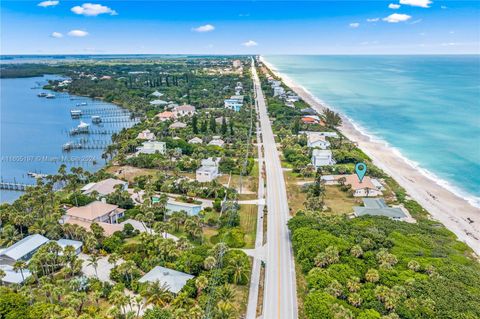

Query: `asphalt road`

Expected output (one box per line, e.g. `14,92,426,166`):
253,65,298,319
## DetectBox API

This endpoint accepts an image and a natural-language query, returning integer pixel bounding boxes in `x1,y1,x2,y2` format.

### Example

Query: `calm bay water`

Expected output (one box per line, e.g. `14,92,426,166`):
0,75,134,203
265,55,480,207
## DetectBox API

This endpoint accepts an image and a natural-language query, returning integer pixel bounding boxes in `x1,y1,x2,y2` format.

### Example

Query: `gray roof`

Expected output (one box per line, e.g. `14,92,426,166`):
354,198,406,219
0,265,32,284
138,266,194,294
0,234,49,261
57,239,83,251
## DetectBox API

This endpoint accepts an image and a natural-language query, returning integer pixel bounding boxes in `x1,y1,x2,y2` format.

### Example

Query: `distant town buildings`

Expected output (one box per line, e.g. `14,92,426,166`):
224,95,244,112
208,138,225,148
188,137,203,144
156,111,176,122
169,121,187,129
172,104,196,117
137,129,156,140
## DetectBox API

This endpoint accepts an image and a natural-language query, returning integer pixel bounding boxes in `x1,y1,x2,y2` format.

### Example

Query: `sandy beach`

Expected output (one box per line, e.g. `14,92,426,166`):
260,56,480,256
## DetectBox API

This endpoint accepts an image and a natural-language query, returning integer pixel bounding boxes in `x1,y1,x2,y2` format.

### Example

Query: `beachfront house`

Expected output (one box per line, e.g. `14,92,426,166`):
0,234,49,266
137,129,156,141
300,131,339,139
301,115,322,124
81,178,128,197
321,174,383,197
311,149,335,167
188,137,203,144
273,86,285,97
353,198,408,221
139,266,194,294
307,134,330,149
196,157,221,182
137,141,166,155
63,201,125,236
166,199,202,216
156,111,176,122
173,104,196,117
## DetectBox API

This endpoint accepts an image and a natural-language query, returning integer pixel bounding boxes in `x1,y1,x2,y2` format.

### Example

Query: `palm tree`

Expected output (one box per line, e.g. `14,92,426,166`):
0,268,5,285
347,277,361,293
216,284,236,302
108,253,121,267
195,275,208,296
188,305,204,319
325,280,343,298
350,245,364,258
204,256,217,270
348,293,363,307
228,256,249,285
13,260,28,282
322,109,342,128
87,255,100,278
408,259,421,272
141,280,173,307
214,300,236,319
365,268,380,283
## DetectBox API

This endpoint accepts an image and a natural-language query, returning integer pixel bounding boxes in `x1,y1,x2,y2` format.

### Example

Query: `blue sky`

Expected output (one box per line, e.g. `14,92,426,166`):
1,1,479,54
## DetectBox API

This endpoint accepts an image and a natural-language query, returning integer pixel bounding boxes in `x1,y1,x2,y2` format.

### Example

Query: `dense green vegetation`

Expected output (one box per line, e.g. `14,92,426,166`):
289,213,480,319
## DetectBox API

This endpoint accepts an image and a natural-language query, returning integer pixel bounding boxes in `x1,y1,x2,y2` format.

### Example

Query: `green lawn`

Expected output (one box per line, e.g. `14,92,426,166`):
239,204,258,249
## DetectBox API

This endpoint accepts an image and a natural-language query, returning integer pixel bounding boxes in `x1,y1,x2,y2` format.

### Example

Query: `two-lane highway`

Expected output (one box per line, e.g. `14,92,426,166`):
252,64,298,319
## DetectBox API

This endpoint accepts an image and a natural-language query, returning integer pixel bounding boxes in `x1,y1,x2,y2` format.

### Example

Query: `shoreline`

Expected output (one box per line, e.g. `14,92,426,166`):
260,56,480,255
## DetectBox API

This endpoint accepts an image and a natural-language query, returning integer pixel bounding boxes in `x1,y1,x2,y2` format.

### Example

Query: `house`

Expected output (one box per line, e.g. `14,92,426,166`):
300,131,339,139
300,108,317,115
232,60,242,69
173,104,196,117
150,99,169,106
196,157,221,182
139,266,194,294
137,129,156,141
301,115,321,124
273,86,285,97
188,137,203,144
156,111,176,122
57,239,83,255
320,174,383,197
169,121,187,129
353,198,408,221
151,90,163,97
311,149,335,167
0,234,49,266
215,116,229,124
64,201,125,235
208,138,225,148
307,134,330,149
81,178,128,197
224,95,244,112
136,141,166,155
0,265,32,285
166,199,202,216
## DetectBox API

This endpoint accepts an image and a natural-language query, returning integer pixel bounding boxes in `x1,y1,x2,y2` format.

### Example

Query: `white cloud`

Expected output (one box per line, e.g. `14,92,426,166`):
366,18,380,22
383,13,412,23
409,19,423,24
242,40,258,47
71,3,117,16
192,24,215,32
51,32,63,38
388,3,401,9
68,30,89,37
38,1,59,7
441,5,447,9
399,0,432,8
349,22,360,28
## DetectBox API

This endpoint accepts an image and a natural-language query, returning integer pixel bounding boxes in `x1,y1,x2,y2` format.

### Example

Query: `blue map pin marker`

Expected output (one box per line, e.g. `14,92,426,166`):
355,163,367,183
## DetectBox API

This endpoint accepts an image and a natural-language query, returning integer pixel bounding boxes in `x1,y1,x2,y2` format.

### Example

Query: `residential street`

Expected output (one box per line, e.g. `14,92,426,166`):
252,64,298,318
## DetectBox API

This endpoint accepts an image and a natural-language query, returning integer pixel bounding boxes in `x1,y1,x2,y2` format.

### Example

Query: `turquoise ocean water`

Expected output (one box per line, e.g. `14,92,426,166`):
264,55,480,207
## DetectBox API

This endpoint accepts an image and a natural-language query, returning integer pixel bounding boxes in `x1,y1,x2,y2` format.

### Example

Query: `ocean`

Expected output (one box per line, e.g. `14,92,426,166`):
0,75,136,203
264,55,480,207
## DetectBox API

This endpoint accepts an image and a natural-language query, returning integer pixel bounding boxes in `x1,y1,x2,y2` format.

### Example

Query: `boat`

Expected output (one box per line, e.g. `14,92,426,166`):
91,115,102,124
37,92,47,97
76,102,88,106
70,110,82,118
45,93,55,99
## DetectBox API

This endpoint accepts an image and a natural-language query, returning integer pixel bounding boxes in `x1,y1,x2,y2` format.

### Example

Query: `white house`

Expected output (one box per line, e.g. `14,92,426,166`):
150,99,169,106
169,121,187,129
81,178,128,197
137,129,156,141
273,86,285,97
151,90,163,97
139,266,194,294
188,137,203,144
208,138,225,148
224,95,244,112
307,134,330,149
311,149,335,167
196,157,221,182
173,105,196,117
137,141,166,155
